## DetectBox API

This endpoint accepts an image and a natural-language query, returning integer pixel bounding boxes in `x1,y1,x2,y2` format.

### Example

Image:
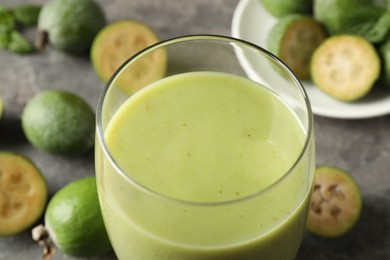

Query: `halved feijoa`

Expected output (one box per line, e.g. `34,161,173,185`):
0,151,47,236
311,35,380,101
306,166,362,237
91,20,167,94
267,14,327,80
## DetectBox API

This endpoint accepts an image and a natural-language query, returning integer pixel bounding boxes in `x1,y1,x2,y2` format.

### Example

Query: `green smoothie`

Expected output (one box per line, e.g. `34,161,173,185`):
96,71,313,259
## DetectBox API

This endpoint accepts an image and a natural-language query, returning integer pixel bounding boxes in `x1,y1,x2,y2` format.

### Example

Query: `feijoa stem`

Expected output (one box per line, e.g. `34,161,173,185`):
32,224,56,260
35,30,48,50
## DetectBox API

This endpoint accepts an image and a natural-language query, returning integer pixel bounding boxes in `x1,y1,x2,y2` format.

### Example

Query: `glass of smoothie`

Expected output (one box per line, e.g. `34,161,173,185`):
95,35,315,260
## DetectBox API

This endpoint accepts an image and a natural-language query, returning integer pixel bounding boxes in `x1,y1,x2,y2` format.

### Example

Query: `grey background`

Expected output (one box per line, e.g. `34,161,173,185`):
0,0,389,259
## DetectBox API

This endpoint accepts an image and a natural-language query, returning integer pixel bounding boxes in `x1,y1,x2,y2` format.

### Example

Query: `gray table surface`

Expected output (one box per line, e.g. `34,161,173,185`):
0,0,389,259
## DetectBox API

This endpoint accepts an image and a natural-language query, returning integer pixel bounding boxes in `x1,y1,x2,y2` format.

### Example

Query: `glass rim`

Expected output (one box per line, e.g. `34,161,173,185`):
96,34,314,207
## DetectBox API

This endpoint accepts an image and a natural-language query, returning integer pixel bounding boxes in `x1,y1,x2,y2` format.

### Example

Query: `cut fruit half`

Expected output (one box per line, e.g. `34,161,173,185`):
311,35,380,101
306,166,362,237
0,151,47,236
91,20,167,94
267,14,327,80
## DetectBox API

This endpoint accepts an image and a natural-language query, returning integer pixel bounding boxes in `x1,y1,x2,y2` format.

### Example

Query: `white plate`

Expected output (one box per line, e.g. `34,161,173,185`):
231,0,390,119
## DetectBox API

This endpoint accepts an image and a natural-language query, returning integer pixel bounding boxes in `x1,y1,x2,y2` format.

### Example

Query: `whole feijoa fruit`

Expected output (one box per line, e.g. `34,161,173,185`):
21,90,95,156
306,166,362,237
36,0,106,54
0,151,47,236
42,177,112,257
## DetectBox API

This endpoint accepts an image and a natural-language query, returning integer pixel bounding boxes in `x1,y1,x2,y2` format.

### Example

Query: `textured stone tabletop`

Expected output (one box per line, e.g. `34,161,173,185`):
0,0,389,259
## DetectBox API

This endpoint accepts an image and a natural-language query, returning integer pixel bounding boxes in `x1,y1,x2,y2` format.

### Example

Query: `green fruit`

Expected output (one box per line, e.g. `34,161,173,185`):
267,14,327,80
21,90,95,156
37,0,106,54
260,0,313,17
91,20,167,94
0,151,47,236
44,177,112,257
306,166,362,238
314,0,390,43
311,35,380,101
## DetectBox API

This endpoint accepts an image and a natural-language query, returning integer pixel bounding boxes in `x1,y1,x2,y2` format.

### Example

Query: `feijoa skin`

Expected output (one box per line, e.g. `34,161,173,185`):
91,20,167,94
44,177,112,257
37,0,106,54
306,166,362,238
0,151,47,236
21,90,95,156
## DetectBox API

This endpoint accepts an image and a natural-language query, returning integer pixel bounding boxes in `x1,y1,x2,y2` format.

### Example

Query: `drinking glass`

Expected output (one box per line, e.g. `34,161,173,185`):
95,35,315,260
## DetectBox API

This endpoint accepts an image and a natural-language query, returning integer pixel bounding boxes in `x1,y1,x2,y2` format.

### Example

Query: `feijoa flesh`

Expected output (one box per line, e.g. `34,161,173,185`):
0,151,47,236
91,20,167,94
267,14,327,80
33,177,112,257
306,166,362,237
311,35,380,101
